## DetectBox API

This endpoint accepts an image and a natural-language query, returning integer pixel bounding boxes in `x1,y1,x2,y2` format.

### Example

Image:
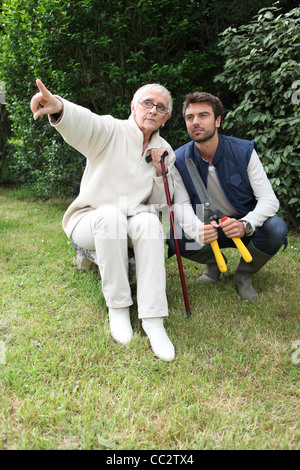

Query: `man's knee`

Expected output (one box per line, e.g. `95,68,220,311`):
253,215,288,255
261,216,287,244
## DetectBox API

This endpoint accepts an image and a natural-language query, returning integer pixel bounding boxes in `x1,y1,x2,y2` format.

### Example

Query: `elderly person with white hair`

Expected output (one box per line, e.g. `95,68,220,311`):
30,79,176,361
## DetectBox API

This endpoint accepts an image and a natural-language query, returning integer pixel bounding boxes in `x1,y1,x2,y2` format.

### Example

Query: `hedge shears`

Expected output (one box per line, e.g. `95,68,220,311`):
185,158,252,272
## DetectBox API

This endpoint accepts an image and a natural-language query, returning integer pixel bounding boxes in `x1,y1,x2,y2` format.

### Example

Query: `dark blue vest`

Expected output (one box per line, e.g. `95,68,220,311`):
175,134,257,215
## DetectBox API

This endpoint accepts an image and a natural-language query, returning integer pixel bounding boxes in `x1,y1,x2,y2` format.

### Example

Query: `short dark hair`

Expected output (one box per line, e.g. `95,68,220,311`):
182,92,224,121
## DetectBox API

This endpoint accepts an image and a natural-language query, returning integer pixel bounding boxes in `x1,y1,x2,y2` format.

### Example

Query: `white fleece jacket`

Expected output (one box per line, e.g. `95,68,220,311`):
49,98,175,238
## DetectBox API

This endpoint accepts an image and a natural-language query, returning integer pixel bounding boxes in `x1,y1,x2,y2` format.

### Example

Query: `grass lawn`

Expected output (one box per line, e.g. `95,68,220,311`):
0,186,299,450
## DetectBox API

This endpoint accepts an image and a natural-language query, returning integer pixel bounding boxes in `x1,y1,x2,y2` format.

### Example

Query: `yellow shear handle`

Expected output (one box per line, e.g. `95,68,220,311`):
232,238,252,263
221,217,252,263
210,240,227,273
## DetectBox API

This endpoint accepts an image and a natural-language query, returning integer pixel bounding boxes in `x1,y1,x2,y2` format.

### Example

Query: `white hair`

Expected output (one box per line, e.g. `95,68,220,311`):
132,83,173,114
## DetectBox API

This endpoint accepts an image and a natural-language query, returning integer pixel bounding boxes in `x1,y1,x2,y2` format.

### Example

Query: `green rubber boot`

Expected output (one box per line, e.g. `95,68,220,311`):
234,241,273,301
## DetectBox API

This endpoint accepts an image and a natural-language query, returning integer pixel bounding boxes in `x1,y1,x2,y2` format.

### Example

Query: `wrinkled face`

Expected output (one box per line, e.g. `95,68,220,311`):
131,89,171,138
184,102,221,143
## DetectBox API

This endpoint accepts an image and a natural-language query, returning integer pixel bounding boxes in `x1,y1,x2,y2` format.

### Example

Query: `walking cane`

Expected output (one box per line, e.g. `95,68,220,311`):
146,151,191,318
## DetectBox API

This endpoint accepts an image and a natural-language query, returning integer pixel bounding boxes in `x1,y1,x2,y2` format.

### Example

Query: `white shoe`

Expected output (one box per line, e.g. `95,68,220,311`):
109,307,133,345
142,317,175,361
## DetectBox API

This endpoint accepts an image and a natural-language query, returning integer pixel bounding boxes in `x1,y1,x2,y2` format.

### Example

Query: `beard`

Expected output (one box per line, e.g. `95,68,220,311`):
189,125,217,143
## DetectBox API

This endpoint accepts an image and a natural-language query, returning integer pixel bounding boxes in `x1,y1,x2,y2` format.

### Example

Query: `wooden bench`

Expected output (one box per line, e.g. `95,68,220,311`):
72,241,136,283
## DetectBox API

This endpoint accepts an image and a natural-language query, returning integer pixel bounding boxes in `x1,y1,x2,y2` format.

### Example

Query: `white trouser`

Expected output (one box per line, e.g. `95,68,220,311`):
71,206,168,319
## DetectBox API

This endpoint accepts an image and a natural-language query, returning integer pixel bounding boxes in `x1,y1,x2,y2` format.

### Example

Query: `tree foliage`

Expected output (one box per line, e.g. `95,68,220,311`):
215,5,300,226
0,0,298,211
0,0,218,195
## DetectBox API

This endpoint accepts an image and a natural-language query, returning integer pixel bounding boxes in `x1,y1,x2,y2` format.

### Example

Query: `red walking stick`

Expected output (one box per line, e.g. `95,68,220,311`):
146,151,191,318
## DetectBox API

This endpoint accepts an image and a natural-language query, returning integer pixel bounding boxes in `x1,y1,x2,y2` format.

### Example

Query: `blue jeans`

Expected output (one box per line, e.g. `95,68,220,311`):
167,215,288,258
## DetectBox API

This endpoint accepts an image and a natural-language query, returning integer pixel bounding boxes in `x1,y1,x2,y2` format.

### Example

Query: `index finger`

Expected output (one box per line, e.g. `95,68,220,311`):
36,78,50,97
209,220,219,228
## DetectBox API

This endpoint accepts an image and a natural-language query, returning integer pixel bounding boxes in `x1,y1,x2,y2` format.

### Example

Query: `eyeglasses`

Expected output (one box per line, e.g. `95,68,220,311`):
137,99,169,115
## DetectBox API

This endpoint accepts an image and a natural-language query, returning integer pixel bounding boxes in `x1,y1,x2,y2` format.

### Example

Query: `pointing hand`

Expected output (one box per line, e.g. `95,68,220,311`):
30,79,62,120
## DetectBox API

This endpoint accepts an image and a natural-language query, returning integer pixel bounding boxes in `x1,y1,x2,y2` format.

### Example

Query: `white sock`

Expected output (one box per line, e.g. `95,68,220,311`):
109,307,133,345
142,317,175,361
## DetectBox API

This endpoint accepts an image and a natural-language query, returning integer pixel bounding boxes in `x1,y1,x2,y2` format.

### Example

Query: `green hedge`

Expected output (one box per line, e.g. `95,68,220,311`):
215,5,300,226
1,0,299,227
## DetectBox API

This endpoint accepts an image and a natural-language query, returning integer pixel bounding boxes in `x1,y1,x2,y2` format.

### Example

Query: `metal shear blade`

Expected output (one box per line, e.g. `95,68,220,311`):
185,158,223,223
